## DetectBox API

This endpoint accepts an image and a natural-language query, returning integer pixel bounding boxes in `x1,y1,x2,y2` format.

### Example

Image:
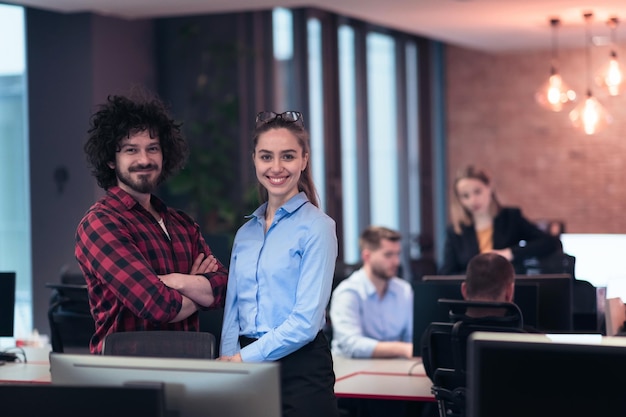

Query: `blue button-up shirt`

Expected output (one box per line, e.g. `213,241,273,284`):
220,192,338,362
330,268,413,358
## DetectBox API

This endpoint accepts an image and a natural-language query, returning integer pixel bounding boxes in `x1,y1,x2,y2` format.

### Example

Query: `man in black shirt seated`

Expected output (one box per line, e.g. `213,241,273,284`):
421,253,525,380
460,252,516,317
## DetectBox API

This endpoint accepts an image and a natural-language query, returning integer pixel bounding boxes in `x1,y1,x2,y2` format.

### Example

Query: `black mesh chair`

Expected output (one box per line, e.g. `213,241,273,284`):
47,283,94,353
102,330,216,359
422,299,526,417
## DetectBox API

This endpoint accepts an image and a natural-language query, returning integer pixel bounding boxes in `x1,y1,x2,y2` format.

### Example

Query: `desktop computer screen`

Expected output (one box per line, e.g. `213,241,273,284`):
467,332,626,417
413,273,572,354
50,353,281,417
420,274,572,332
514,274,572,332
0,272,16,337
413,279,540,356
0,384,167,417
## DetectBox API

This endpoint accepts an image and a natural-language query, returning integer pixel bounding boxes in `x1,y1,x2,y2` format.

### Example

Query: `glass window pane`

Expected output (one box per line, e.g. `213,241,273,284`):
406,41,421,258
366,32,398,230
338,25,359,264
272,8,293,61
0,4,32,340
307,18,326,210
272,8,294,112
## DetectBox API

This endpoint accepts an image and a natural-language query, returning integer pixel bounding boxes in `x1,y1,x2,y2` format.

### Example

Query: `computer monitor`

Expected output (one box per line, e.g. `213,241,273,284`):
515,274,572,332
50,353,281,417
412,279,539,355
412,280,462,356
467,332,626,417
0,272,16,337
415,273,573,349
0,384,167,417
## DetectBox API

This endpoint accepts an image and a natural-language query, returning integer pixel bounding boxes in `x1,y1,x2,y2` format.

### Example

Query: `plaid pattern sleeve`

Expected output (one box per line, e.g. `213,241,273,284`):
75,187,229,353
174,208,228,309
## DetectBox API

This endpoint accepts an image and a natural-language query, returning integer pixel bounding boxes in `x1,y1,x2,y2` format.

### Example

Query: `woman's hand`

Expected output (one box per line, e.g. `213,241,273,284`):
217,353,243,362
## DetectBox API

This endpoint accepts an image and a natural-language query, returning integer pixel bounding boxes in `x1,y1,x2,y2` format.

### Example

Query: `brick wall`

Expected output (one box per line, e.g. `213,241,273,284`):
446,42,626,233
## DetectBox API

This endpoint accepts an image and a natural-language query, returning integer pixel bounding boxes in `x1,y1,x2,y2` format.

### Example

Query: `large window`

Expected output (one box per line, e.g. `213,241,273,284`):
270,9,439,278
272,8,294,111
273,9,326,210
338,25,359,263
405,41,421,260
307,18,326,210
0,4,31,339
366,32,399,230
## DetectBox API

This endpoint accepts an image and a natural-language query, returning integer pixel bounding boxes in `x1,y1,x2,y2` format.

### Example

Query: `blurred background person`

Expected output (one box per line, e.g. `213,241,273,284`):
440,165,559,275
330,226,413,359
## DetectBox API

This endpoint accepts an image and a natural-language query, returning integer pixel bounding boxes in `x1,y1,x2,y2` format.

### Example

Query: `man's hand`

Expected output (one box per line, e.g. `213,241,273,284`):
157,253,218,309
190,253,219,275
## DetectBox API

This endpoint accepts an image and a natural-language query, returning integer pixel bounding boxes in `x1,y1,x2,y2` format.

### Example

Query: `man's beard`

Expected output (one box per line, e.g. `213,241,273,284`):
116,164,160,194
370,263,396,281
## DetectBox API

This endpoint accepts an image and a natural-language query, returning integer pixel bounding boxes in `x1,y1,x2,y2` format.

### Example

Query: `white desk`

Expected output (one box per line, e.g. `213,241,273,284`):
0,362,51,383
333,356,435,402
0,348,436,402
0,346,52,384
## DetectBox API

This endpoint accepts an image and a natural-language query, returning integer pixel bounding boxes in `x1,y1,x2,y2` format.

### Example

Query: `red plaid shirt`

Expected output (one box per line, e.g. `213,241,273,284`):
75,186,227,353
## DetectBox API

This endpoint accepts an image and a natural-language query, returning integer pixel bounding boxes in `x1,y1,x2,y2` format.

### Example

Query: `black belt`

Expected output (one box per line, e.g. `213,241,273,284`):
239,335,258,348
239,331,325,349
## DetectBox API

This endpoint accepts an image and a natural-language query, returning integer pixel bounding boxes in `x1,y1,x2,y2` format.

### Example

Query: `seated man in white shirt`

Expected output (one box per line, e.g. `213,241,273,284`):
330,226,413,358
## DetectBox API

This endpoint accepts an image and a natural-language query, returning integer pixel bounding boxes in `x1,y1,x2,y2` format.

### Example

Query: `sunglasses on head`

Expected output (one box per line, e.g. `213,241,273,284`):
255,111,304,128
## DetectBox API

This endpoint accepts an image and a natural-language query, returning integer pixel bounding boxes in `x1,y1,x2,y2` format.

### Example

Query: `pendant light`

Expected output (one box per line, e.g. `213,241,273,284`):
569,12,612,135
535,18,576,112
595,17,624,96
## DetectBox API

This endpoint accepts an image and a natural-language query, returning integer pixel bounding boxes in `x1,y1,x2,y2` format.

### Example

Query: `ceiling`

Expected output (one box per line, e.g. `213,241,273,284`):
4,0,626,53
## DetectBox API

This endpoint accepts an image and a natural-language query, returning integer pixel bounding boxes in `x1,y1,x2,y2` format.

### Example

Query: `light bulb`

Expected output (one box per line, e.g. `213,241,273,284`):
569,92,611,135
596,52,624,96
535,71,576,112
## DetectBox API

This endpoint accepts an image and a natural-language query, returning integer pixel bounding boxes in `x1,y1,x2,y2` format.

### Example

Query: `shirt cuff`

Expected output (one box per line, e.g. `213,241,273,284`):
240,342,264,362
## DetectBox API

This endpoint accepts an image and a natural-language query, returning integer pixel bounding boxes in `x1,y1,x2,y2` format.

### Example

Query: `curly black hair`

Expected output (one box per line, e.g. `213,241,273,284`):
84,94,189,190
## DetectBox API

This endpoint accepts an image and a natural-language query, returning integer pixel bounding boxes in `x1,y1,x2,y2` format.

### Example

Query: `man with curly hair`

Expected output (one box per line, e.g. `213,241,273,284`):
75,94,228,354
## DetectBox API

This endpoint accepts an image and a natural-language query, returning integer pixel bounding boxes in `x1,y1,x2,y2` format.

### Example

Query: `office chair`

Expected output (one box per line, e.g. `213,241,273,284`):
46,283,94,353
422,299,525,417
102,330,216,359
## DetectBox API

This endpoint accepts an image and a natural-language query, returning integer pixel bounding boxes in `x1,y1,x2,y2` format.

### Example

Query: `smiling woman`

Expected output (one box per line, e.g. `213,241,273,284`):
220,112,339,417
0,4,31,340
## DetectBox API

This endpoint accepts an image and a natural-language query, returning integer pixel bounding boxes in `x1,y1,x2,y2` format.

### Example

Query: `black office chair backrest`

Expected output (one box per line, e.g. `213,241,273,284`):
422,299,526,417
102,330,216,359
46,283,94,353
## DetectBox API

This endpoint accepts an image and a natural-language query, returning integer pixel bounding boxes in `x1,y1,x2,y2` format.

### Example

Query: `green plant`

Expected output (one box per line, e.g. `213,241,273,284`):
166,97,239,235
163,23,258,241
